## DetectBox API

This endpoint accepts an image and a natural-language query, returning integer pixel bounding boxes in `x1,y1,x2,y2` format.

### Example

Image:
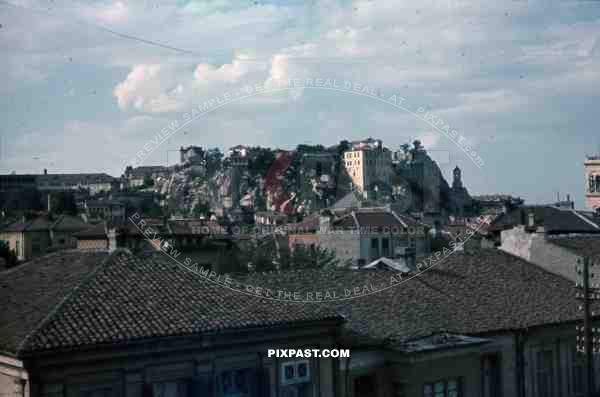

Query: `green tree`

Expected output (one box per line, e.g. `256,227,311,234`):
206,148,223,176
192,201,210,217
50,191,77,215
143,175,154,187
288,245,338,269
0,240,17,268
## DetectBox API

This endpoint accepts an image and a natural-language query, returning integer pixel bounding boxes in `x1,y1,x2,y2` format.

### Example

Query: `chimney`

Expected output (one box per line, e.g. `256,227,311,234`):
107,227,117,253
527,212,535,228
568,194,574,209
319,210,333,233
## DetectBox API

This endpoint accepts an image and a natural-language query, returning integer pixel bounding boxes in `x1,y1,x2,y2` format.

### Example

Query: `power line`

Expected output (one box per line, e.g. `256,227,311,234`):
0,0,203,57
0,0,381,64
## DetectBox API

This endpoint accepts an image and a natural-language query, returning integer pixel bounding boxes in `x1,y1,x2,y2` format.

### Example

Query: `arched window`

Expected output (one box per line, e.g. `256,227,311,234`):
596,175,600,193
590,175,596,193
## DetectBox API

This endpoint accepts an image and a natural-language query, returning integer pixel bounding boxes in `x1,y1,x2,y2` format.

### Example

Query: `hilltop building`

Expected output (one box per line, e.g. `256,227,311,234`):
585,154,600,210
342,138,392,198
123,165,169,188
0,170,115,195
449,166,473,216
179,145,205,165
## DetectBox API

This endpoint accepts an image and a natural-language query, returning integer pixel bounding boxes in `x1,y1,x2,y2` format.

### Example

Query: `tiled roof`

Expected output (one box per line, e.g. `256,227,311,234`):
126,166,169,178
246,249,587,344
332,191,363,210
1,215,90,233
5,251,340,355
473,194,523,203
287,215,320,233
168,220,227,235
547,236,600,264
0,251,108,355
74,222,107,238
333,209,420,230
37,173,116,185
2,249,587,356
51,215,89,232
1,216,53,232
490,206,600,234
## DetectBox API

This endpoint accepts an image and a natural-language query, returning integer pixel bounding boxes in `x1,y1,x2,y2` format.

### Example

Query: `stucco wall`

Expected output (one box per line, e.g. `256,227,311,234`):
500,227,579,281
318,230,361,264
26,326,338,397
0,356,28,397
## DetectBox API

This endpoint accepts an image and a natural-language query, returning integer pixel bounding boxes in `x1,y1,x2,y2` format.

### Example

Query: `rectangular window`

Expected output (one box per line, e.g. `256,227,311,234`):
218,368,254,397
382,238,390,257
81,389,113,397
392,382,407,397
536,350,553,397
481,354,501,397
43,384,64,397
152,381,188,397
354,374,377,397
370,238,379,259
423,379,461,397
572,351,584,396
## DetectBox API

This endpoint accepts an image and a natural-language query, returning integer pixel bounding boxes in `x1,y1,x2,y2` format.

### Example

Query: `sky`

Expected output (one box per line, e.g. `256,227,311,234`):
1,0,600,208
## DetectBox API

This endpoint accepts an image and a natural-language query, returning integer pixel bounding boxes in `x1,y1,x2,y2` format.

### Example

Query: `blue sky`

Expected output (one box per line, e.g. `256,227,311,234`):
1,0,600,208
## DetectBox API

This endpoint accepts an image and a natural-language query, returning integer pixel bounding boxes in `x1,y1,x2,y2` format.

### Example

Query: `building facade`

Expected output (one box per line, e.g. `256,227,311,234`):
585,155,600,210
342,139,392,198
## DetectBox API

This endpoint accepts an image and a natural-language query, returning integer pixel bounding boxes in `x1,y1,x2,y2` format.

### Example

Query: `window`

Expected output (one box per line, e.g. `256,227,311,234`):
370,238,379,259
81,389,112,397
536,350,553,397
482,354,501,397
42,384,63,397
392,382,407,397
423,379,461,397
152,381,188,397
280,361,311,397
354,374,377,397
382,238,390,257
572,352,584,396
218,368,254,397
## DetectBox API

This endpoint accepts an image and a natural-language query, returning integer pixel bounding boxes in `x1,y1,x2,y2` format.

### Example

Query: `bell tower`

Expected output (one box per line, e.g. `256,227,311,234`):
585,155,600,210
452,165,463,189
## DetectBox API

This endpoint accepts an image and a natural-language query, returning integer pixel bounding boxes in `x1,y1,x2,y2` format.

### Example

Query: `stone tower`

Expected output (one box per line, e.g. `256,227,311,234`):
585,155,600,210
452,165,463,189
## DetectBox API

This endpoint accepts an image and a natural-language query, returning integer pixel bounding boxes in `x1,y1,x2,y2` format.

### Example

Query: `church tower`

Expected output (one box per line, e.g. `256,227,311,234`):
585,155,600,210
452,165,463,189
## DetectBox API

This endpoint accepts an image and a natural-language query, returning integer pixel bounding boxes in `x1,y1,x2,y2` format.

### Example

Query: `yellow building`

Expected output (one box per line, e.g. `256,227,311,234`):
343,139,392,196
0,215,88,261
0,217,52,261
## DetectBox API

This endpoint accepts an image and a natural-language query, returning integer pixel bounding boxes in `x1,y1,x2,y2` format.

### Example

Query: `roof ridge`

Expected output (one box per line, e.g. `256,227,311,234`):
571,209,600,229
49,214,65,229
16,251,117,355
390,210,408,228
350,211,359,228
496,247,576,283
